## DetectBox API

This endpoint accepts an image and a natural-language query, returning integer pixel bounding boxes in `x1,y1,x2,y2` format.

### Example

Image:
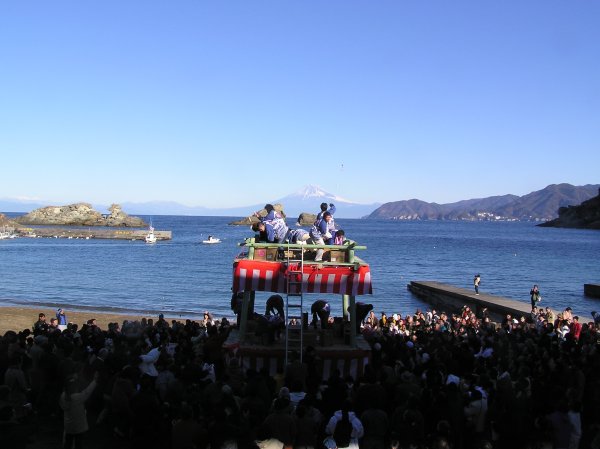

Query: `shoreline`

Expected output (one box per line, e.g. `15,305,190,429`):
0,305,200,335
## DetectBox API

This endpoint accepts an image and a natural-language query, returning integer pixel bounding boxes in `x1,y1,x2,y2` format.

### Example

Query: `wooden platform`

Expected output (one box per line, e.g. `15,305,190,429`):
407,280,593,323
223,327,371,381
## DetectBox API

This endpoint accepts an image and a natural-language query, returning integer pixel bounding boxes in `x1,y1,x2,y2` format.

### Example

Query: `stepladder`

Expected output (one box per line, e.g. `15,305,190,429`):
285,245,305,365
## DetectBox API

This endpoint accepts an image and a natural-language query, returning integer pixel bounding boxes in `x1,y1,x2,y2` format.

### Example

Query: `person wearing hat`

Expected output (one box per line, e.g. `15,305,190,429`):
56,308,68,331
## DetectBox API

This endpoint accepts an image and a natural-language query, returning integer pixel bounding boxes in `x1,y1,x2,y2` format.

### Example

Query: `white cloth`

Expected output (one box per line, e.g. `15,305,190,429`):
325,410,364,449
139,347,160,377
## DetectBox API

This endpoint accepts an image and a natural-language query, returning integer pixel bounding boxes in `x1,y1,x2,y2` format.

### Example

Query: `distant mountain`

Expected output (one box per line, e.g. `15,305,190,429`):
4,183,598,221
539,187,600,229
271,185,381,219
117,201,215,216
0,198,47,213
119,188,379,219
368,184,600,221
0,185,380,219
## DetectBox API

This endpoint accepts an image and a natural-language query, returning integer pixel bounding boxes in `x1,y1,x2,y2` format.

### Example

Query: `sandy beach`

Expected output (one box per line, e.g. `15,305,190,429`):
0,306,194,335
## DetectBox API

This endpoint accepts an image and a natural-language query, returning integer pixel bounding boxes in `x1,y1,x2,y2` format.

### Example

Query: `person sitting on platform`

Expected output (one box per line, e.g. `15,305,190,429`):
311,300,331,329
252,221,276,243
254,204,288,243
350,302,373,333
317,203,337,242
333,229,347,245
310,212,335,262
253,312,284,344
265,294,285,321
286,228,311,245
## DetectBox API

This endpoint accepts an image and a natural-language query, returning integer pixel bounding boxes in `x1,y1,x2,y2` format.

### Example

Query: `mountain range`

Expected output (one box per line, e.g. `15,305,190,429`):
0,185,380,219
367,183,600,221
1,183,598,220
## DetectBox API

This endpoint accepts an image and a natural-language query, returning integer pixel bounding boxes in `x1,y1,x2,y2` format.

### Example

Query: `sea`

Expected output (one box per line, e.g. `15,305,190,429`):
1,215,599,322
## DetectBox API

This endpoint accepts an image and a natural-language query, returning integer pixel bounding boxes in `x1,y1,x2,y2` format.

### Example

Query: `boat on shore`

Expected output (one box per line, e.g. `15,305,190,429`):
202,235,221,244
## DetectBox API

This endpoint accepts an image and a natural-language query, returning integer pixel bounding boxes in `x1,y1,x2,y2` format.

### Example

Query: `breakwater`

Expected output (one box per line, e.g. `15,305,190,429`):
584,284,600,298
15,227,172,241
407,280,593,323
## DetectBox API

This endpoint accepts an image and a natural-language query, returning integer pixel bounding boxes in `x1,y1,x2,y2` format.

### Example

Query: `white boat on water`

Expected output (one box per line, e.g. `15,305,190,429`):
0,226,17,240
202,235,221,244
145,225,157,244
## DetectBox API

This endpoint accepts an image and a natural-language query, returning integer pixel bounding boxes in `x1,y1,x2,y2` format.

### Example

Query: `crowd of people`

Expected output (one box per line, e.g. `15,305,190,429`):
2,203,599,449
1,298,599,449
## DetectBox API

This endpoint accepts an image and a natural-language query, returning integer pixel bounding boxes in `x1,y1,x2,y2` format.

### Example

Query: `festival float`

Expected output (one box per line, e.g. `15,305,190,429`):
225,237,373,381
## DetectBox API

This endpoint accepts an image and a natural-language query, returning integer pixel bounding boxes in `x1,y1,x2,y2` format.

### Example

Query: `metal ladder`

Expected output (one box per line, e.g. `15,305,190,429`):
284,244,305,365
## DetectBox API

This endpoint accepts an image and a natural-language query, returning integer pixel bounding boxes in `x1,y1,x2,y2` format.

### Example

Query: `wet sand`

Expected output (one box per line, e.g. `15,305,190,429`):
0,306,192,334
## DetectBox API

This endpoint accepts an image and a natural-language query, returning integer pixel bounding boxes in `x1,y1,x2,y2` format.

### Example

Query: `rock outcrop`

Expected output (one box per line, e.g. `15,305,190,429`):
0,213,20,229
538,188,600,230
296,212,316,226
229,203,287,226
228,204,317,227
15,203,147,227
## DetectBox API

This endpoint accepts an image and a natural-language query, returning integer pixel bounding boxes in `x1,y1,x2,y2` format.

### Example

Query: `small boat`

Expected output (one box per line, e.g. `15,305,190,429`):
145,225,157,244
0,226,17,239
202,235,221,244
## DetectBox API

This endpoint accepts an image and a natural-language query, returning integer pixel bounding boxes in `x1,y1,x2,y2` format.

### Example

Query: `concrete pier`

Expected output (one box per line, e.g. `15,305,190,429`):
584,284,600,298
407,280,593,323
15,227,172,241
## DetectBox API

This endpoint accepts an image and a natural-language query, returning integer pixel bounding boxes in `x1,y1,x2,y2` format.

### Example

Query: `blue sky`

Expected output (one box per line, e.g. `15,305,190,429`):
1,1,598,209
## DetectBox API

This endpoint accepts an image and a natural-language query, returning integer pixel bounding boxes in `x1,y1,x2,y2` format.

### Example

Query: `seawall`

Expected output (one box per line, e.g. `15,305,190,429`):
407,280,593,323
584,284,600,298
15,227,172,241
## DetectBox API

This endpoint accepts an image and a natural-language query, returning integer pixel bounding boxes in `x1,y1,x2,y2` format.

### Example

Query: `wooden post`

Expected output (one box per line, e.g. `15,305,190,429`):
349,295,357,347
342,294,349,320
239,291,253,343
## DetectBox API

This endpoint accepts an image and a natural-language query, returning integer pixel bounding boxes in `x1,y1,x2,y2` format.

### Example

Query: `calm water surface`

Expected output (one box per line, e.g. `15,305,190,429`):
1,216,599,321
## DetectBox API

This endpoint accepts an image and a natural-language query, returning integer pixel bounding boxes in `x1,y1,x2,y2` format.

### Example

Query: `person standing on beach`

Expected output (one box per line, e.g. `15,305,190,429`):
33,313,48,334
473,274,481,295
56,308,68,331
530,285,541,311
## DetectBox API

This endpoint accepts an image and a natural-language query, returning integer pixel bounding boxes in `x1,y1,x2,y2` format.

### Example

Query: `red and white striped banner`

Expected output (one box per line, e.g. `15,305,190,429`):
232,260,373,296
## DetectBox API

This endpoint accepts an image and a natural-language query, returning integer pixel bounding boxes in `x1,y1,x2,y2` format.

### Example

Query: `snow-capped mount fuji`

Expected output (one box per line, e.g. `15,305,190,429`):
284,185,355,203
272,185,380,219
